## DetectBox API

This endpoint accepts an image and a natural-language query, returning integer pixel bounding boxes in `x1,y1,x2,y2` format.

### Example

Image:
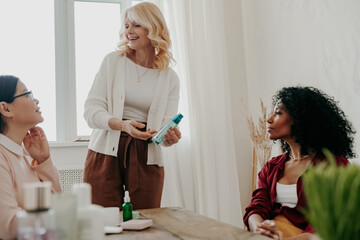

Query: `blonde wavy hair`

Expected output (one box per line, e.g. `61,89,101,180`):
117,2,174,71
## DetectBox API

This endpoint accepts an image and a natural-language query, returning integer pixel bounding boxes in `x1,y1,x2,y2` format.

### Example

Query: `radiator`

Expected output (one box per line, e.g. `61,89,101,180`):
58,168,84,193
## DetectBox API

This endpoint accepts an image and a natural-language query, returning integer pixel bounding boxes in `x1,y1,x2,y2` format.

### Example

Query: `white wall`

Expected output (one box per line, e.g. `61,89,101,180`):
240,0,360,165
50,143,88,170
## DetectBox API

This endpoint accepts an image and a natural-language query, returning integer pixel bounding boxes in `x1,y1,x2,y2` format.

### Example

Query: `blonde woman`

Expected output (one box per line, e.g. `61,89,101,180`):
0,75,61,239
84,2,181,210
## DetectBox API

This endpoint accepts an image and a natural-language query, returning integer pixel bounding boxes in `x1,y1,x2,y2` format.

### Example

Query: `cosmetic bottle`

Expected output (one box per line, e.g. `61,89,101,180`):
52,193,77,240
72,183,104,240
122,191,133,222
152,113,183,145
17,182,57,240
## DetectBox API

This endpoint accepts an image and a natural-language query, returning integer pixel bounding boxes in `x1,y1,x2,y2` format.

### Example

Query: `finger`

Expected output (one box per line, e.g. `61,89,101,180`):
164,132,175,144
36,126,46,137
147,129,157,135
264,220,275,226
134,131,153,140
132,121,145,129
260,220,276,229
167,129,177,138
173,127,182,139
29,127,41,136
259,224,276,232
23,132,31,146
168,130,179,143
31,159,39,167
258,228,273,237
162,139,170,146
24,132,31,139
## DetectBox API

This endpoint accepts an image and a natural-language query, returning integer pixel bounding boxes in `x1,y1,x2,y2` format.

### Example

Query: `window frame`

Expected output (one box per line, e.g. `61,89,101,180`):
53,0,133,143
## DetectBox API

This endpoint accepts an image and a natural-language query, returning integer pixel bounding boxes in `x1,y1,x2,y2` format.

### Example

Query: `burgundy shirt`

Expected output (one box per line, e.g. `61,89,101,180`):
243,152,349,233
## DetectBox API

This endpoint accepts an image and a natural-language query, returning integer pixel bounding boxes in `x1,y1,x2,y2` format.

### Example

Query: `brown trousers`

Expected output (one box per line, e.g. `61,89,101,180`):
83,131,164,210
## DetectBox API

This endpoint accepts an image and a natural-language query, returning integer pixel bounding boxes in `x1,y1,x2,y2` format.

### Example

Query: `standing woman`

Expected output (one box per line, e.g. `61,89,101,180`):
243,86,355,240
83,2,181,210
0,75,61,239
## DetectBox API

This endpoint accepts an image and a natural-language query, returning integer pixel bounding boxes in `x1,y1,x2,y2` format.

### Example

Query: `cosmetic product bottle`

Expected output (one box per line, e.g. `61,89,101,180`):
17,182,57,240
122,191,133,222
152,113,183,145
72,183,104,240
52,193,78,240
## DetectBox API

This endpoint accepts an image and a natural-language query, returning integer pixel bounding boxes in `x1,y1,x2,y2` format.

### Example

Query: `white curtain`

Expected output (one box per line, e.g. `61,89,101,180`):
241,0,360,164
144,0,360,230
148,0,244,228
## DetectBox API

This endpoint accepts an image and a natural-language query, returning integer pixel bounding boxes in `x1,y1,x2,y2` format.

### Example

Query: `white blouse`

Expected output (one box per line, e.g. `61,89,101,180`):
275,182,298,208
123,57,159,123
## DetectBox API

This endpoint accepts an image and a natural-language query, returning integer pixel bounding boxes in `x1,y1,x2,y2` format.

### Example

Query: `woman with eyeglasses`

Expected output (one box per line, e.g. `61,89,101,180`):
0,75,61,239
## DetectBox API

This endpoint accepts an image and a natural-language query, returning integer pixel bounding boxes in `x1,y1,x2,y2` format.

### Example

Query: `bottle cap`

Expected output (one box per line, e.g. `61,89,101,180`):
72,183,92,207
172,113,183,124
22,181,52,211
124,190,130,202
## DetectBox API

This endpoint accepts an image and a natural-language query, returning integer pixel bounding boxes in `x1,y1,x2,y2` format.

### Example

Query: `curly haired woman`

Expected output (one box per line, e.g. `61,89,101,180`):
243,86,356,240
83,2,181,210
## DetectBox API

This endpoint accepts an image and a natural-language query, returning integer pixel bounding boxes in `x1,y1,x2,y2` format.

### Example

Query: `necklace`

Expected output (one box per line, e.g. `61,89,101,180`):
289,154,309,161
134,59,150,83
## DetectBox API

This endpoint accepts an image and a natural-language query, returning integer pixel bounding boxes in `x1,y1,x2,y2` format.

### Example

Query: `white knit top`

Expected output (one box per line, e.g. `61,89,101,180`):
275,182,298,208
123,57,159,122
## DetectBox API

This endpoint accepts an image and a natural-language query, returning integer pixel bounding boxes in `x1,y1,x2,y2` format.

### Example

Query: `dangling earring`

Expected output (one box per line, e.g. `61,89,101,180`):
155,47,160,55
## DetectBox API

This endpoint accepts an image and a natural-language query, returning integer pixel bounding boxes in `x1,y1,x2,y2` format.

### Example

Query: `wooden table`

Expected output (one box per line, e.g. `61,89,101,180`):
105,207,269,240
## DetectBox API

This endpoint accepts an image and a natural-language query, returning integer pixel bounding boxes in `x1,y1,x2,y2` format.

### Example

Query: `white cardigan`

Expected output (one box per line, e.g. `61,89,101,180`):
84,51,180,166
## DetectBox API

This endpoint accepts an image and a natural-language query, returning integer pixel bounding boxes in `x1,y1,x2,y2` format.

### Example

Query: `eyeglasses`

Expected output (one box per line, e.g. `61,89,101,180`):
13,91,34,101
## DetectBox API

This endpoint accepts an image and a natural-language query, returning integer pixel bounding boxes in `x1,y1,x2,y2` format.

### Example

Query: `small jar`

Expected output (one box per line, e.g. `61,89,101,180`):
17,182,57,240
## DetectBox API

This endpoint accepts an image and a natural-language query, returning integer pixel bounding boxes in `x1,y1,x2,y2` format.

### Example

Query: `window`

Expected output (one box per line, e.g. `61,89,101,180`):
0,0,57,140
0,0,141,142
74,1,122,136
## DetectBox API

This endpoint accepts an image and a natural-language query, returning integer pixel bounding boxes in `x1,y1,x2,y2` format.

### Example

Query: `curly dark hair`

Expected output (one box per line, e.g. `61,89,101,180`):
272,86,356,159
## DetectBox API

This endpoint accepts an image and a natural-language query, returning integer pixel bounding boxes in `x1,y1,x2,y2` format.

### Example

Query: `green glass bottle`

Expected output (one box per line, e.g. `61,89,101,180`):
122,191,133,222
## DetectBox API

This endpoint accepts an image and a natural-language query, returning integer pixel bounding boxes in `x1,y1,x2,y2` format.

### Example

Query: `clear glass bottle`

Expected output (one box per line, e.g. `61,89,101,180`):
152,113,183,145
17,182,57,240
122,191,132,222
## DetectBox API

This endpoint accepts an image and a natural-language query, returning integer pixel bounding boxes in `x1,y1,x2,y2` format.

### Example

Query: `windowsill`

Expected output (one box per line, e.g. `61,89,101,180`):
49,141,89,148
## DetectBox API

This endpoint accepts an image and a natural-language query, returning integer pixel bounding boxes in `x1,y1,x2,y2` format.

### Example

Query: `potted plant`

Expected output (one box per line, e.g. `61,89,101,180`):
302,149,360,240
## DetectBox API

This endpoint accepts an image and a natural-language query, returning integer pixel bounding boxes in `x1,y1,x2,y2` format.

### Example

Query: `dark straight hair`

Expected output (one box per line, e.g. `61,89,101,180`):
0,75,19,133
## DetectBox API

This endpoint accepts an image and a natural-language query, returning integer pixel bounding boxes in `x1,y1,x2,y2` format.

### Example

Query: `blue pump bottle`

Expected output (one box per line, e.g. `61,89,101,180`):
152,113,183,145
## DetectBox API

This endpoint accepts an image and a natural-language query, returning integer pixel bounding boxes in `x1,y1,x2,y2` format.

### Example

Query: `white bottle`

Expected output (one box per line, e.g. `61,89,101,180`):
72,183,104,240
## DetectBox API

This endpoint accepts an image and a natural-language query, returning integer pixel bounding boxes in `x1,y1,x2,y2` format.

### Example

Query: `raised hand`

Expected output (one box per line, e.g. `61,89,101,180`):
23,127,50,164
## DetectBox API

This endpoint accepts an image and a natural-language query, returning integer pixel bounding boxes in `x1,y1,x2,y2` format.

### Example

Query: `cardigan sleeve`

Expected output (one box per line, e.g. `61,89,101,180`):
84,53,114,131
243,162,273,229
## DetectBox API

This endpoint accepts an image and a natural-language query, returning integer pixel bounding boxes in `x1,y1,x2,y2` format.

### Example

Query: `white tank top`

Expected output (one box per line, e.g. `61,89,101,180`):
275,182,298,208
123,57,159,122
